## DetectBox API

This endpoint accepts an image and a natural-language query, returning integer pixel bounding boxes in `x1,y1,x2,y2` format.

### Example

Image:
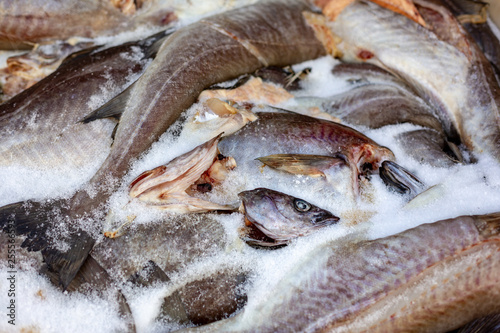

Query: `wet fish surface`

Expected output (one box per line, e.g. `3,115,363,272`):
0,0,326,290
186,212,500,332
239,187,340,246
0,34,163,171
327,0,500,161
218,111,418,195
0,0,174,46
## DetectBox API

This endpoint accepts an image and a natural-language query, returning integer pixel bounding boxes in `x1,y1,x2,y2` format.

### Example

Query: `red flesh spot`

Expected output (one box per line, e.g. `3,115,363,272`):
358,49,374,60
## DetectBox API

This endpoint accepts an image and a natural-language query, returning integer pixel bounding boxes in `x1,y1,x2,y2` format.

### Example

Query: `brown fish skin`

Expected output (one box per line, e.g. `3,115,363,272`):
0,0,174,46
0,34,162,171
0,0,326,290
219,112,396,194
187,212,500,332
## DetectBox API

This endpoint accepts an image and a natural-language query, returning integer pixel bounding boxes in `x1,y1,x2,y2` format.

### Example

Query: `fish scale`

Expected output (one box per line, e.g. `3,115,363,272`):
186,214,500,332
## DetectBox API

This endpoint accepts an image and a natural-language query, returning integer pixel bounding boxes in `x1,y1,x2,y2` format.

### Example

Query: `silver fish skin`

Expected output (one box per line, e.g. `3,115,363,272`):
185,212,500,332
92,214,248,327
328,0,500,161
218,112,395,186
0,36,159,171
239,188,340,246
0,0,326,290
310,63,462,167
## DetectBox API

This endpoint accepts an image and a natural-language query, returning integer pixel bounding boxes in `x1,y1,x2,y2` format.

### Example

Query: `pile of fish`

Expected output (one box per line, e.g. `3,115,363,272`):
1,0,500,332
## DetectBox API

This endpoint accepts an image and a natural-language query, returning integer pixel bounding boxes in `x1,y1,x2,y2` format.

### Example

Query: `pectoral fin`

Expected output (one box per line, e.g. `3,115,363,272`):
256,154,346,176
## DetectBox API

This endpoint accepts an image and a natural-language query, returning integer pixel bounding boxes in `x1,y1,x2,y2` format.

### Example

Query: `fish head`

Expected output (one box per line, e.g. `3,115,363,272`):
238,188,339,245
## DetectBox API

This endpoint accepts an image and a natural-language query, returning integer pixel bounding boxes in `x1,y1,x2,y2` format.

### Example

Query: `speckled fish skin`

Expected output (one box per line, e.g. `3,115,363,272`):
218,112,395,179
187,212,500,332
0,37,156,170
0,0,173,46
328,0,500,161
239,188,340,244
319,63,462,167
0,0,326,290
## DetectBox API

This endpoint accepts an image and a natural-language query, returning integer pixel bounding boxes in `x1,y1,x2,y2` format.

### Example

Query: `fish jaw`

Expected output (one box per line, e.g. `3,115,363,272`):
128,134,236,212
238,188,340,245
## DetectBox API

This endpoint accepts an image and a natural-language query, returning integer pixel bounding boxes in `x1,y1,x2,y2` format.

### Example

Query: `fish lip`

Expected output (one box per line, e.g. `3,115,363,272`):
312,216,340,228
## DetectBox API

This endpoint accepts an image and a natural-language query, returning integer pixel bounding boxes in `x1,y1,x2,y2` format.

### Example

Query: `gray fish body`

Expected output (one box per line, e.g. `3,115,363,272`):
187,213,500,332
321,83,442,132
396,129,461,167
0,0,173,46
316,63,462,167
92,215,228,282
91,214,248,327
329,0,500,161
218,112,394,175
0,38,155,171
0,0,326,289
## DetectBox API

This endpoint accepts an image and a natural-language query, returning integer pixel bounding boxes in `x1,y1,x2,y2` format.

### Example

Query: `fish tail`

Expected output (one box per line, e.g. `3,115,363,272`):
0,200,95,290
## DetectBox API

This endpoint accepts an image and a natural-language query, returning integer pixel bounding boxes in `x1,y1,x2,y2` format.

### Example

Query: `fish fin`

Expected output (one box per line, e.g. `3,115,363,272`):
0,200,95,290
256,154,346,176
379,161,426,198
81,83,133,123
141,27,176,59
41,255,136,332
60,45,102,65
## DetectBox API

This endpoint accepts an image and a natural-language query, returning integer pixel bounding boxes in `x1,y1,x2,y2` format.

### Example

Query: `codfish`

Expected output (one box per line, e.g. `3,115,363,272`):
92,214,249,328
0,33,164,171
239,187,340,246
0,0,326,289
325,0,500,161
0,0,175,47
186,212,500,332
218,112,423,195
299,62,464,167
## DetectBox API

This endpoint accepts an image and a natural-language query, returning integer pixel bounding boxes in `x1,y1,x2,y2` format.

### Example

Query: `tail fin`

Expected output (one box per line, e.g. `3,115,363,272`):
0,200,94,290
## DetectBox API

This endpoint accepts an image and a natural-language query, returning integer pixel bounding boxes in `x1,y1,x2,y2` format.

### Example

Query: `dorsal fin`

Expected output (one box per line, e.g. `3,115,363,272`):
81,83,134,123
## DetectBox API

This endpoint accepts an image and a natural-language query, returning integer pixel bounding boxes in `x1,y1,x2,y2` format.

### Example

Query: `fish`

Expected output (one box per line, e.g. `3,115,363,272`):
0,40,95,102
239,187,340,246
0,32,165,172
91,213,249,328
294,62,464,167
323,0,500,162
185,211,500,332
218,111,423,196
127,133,236,216
0,0,327,290
441,0,500,78
0,0,175,47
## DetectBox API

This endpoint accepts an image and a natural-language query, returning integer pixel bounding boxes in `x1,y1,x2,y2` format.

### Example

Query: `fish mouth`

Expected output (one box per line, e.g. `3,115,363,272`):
127,133,237,213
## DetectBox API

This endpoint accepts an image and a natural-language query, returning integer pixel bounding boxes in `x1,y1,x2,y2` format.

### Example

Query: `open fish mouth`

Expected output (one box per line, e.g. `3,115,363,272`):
127,133,237,213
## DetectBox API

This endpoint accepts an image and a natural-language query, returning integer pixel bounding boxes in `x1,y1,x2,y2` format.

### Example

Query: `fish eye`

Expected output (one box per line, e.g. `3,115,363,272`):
293,199,311,212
